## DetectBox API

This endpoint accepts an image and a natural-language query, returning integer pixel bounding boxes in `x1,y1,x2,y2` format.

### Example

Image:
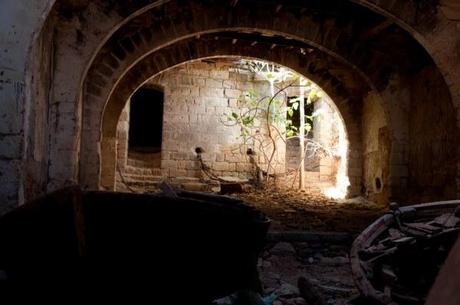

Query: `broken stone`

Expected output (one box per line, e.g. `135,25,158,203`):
276,282,300,297
283,297,307,305
318,255,349,266
270,242,296,255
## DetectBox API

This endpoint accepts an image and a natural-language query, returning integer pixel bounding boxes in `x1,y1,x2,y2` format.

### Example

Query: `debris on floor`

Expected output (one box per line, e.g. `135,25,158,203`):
230,188,385,233
258,239,358,305
351,202,460,305
212,237,357,305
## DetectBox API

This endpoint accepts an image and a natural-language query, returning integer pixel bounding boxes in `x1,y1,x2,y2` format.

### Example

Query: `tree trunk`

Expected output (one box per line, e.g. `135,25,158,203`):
299,77,306,190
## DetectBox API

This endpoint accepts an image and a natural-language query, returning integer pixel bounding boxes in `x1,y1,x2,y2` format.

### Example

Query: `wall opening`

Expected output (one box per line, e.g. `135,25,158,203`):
113,86,164,188
128,87,164,153
286,96,316,172
110,58,351,197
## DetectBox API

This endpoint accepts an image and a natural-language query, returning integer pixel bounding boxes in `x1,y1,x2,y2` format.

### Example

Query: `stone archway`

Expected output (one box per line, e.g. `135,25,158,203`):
106,57,353,196
10,0,457,210
89,38,369,197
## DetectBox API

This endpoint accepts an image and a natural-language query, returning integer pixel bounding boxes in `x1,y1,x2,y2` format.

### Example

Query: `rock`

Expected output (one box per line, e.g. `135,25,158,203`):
263,260,272,268
276,282,300,297
298,276,327,305
261,271,282,289
284,297,307,305
212,296,233,305
271,242,296,255
258,258,263,268
319,256,349,266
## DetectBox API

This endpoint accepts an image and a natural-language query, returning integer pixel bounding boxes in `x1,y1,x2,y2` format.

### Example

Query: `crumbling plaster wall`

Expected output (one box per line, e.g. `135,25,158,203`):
375,63,458,204
362,92,389,205
0,0,55,214
23,15,55,204
408,65,457,202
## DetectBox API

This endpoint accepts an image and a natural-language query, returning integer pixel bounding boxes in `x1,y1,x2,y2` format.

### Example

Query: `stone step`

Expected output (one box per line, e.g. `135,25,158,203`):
116,175,210,193
126,159,160,168
170,176,201,184
122,166,162,176
119,174,163,182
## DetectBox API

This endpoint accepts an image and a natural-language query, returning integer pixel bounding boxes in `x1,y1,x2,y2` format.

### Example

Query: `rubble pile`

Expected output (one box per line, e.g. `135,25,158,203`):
258,240,357,305
351,203,460,305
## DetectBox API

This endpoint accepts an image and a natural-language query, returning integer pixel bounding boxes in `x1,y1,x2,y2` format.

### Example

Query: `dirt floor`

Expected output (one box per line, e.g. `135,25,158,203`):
230,188,386,233
221,188,388,305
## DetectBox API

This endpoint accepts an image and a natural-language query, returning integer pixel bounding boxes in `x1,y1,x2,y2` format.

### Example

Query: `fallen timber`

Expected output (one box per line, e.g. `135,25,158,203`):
0,187,270,303
351,200,460,305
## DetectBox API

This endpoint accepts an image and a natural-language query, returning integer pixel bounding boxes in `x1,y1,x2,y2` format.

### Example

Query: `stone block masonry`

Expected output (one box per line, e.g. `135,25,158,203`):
116,59,342,190
116,60,283,184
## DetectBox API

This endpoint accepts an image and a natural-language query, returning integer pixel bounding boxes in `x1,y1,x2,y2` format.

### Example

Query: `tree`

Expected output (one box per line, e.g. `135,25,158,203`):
222,60,330,188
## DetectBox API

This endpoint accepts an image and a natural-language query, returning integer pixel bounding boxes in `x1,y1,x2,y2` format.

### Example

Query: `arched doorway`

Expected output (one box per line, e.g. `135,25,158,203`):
101,57,357,198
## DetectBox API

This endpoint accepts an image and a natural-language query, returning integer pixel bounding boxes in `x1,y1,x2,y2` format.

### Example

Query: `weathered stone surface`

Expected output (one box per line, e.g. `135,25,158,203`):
2,0,460,209
270,242,296,255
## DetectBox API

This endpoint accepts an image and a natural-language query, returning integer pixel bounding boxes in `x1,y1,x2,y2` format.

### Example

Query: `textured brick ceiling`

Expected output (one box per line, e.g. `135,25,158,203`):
440,0,460,20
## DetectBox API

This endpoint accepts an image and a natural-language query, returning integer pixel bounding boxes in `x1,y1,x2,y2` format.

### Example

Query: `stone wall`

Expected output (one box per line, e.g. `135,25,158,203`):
362,92,390,205
408,65,457,202
115,60,345,190
1,0,458,211
285,98,340,187
0,0,55,213
116,60,284,185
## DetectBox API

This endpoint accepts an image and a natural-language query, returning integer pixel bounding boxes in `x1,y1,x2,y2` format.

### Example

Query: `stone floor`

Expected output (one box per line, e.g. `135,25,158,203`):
258,240,357,305
213,188,386,305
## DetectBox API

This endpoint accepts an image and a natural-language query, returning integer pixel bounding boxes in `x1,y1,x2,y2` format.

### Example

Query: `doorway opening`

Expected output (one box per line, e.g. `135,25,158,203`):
128,87,164,154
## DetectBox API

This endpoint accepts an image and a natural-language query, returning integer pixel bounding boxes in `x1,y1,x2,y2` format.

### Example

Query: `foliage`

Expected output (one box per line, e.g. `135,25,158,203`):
221,60,327,185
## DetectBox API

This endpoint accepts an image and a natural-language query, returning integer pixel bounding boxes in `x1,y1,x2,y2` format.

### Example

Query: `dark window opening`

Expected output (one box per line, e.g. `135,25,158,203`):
129,87,164,153
289,97,314,137
286,97,317,171
375,177,382,192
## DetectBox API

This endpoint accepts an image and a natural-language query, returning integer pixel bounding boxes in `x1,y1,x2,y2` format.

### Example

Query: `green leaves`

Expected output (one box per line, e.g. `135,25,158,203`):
242,115,254,126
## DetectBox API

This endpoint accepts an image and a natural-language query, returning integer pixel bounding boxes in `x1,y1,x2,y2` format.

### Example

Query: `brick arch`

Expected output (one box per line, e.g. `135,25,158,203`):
0,0,457,210
80,2,443,200
32,0,445,197
81,2,407,136
23,0,457,198
81,37,373,197
80,21,385,196
27,1,452,200
80,2,405,198
351,0,460,104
